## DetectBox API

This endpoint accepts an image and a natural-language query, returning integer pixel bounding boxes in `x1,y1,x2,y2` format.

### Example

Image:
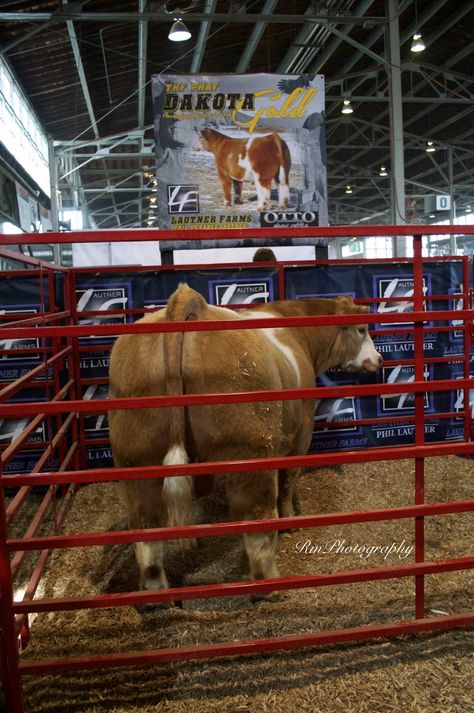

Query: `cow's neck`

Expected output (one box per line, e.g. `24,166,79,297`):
253,300,342,377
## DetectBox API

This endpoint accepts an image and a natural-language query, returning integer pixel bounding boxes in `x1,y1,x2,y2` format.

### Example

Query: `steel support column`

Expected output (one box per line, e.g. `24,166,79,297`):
448,148,457,254
47,136,62,265
386,0,406,257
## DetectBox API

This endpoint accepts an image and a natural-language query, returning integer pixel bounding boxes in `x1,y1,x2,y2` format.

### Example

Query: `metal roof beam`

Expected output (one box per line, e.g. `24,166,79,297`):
191,0,217,73
63,0,99,140
137,0,148,129
0,17,57,57
310,0,377,73
326,0,472,110
81,187,155,192
236,0,278,72
325,95,474,104
56,127,152,150
0,12,388,25
277,2,323,73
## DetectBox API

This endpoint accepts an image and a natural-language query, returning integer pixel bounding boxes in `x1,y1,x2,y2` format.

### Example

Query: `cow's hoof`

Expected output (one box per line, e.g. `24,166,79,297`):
136,600,175,613
251,590,280,603
280,528,302,536
179,537,197,550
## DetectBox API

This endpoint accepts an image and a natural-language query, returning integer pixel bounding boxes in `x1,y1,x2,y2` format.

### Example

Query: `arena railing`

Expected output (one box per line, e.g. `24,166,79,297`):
0,226,473,713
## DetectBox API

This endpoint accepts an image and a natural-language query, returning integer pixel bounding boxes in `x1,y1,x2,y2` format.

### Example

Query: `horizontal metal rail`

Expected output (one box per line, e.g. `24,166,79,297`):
1,308,473,340
0,346,71,403
17,613,474,675
0,377,471,420
3,440,474,489
13,556,474,614
1,225,474,245
7,500,474,553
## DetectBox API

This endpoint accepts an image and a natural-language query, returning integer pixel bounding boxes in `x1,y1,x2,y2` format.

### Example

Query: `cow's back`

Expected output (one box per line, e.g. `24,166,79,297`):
108,302,311,467
108,310,170,468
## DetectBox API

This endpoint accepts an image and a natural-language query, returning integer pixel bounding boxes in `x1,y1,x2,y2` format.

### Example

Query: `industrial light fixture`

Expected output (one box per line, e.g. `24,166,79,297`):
411,32,425,52
168,18,191,41
466,205,472,213
379,165,388,177
345,185,353,194
426,140,436,153
411,0,426,53
341,98,353,114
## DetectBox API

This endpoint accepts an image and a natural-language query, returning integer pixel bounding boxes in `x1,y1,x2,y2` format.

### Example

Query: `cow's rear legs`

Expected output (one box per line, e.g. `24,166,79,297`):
278,468,301,520
225,470,280,599
121,480,170,593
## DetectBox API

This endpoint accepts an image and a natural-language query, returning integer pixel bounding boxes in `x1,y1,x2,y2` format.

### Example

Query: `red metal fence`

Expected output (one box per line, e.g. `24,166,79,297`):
0,226,473,713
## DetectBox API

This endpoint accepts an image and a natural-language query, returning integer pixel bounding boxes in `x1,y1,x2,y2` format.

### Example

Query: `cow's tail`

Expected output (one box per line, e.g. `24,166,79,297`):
161,284,206,534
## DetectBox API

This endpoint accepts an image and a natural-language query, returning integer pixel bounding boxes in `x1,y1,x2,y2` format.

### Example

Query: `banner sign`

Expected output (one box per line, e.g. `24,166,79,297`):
152,73,328,249
284,261,469,450
2,262,471,471
0,277,50,383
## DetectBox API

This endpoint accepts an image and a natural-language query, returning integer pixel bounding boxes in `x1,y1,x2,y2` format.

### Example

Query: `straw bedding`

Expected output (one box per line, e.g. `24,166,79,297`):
13,456,474,712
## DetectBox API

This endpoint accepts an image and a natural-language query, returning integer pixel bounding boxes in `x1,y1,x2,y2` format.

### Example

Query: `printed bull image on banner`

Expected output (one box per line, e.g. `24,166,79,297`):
151,74,327,232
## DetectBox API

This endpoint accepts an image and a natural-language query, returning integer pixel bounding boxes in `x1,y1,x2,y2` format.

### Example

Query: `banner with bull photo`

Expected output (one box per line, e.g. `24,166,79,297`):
151,73,327,247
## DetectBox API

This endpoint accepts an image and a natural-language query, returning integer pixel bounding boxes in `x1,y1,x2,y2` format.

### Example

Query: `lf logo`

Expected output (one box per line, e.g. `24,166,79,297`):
377,277,428,326
76,286,128,342
381,364,430,412
453,380,474,419
0,309,38,360
314,396,357,432
167,185,199,214
214,282,270,305
0,419,45,444
449,286,465,340
83,383,109,432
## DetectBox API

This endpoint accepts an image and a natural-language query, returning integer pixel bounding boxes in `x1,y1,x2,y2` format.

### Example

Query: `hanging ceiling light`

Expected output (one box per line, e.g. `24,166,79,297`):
168,18,191,42
466,205,472,213
426,140,436,153
345,185,353,194
341,98,353,114
379,165,388,177
411,32,425,52
411,0,425,53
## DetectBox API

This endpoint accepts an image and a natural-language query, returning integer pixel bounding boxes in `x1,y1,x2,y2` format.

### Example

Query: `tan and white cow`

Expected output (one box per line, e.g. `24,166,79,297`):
108,284,382,593
200,128,291,211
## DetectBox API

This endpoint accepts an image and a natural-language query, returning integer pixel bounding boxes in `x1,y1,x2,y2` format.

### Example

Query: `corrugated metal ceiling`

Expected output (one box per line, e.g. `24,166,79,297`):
0,0,473,228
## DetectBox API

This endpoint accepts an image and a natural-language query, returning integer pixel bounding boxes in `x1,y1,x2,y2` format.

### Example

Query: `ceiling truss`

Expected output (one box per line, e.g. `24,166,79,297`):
0,0,473,229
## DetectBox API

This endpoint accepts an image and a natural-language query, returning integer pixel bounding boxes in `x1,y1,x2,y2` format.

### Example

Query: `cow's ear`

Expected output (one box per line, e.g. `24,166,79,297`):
353,304,370,314
335,295,354,312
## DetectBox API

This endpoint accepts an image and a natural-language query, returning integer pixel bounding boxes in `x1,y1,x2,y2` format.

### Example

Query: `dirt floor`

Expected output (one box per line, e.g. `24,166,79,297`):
8,456,474,712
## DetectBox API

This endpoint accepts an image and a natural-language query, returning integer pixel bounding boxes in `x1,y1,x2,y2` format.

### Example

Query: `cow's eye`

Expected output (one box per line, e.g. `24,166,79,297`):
357,327,366,336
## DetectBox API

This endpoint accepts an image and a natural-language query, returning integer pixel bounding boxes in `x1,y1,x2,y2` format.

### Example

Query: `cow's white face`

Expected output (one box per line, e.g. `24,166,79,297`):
341,326,383,372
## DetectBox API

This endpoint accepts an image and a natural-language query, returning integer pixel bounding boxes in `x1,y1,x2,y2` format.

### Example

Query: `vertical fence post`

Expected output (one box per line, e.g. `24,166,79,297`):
0,467,25,712
412,233,425,618
67,271,88,474
63,270,81,472
462,257,472,443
